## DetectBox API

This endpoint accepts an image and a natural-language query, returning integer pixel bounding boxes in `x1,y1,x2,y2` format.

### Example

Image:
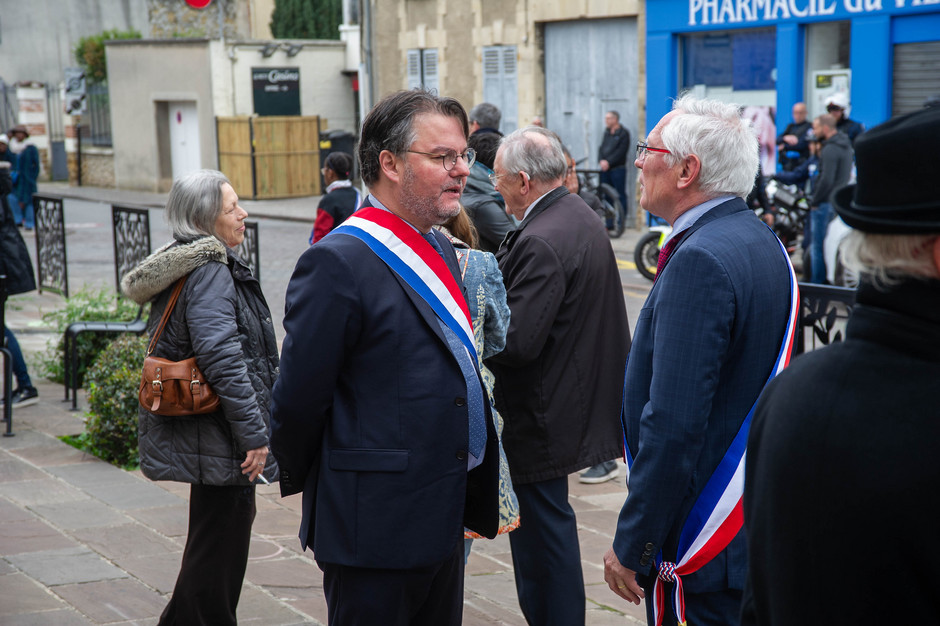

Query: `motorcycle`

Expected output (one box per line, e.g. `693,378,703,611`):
633,224,672,281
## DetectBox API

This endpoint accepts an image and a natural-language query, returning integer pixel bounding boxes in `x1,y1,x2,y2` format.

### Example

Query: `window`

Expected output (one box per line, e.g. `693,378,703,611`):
681,28,776,92
407,48,438,92
482,46,518,133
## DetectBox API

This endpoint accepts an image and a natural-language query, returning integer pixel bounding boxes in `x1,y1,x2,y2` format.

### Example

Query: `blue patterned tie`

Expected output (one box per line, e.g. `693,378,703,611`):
422,232,487,460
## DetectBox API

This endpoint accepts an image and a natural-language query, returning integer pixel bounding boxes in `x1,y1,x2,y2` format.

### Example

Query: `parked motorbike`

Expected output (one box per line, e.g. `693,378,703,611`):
633,224,671,281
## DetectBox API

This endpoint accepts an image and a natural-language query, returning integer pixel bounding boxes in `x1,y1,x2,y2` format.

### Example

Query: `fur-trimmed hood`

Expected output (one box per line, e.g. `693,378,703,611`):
121,236,228,305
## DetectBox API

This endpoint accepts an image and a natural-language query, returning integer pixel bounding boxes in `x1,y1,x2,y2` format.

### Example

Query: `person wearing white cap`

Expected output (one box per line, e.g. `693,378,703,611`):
824,92,865,145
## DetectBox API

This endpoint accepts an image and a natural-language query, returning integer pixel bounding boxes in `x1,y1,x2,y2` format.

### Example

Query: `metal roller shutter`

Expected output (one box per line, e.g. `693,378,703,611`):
892,41,940,117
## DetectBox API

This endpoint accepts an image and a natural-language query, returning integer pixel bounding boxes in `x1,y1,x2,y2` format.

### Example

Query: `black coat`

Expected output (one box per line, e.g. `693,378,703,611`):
121,237,280,486
488,187,631,483
743,278,940,624
0,181,36,296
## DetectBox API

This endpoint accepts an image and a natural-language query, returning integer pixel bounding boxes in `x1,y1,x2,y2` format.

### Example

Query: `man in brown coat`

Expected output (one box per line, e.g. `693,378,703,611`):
487,126,631,625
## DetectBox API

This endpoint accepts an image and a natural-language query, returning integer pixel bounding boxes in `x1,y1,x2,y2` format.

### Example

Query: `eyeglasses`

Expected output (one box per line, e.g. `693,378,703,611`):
488,171,508,185
636,142,671,160
488,170,528,186
826,104,844,112
406,148,476,171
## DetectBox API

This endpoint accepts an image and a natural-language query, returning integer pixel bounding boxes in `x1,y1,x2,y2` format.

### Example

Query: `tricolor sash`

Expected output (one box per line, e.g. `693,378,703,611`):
623,231,800,626
329,206,477,362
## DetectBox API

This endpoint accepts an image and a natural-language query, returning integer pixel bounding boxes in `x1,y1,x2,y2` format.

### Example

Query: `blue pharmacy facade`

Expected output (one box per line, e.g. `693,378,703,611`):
645,0,940,136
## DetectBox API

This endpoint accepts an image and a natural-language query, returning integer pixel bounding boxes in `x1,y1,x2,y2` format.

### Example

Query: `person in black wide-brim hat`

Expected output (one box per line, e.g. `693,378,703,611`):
741,103,940,625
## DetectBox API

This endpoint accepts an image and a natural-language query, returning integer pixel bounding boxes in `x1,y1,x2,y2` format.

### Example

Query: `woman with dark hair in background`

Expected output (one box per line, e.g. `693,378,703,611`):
310,151,360,244
121,169,279,625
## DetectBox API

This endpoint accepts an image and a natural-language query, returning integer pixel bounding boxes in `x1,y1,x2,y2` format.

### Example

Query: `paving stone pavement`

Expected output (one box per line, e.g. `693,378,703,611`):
1,183,653,625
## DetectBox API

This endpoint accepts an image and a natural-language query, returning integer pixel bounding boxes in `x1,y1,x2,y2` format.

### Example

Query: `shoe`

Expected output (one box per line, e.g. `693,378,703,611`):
8,387,39,409
579,460,618,484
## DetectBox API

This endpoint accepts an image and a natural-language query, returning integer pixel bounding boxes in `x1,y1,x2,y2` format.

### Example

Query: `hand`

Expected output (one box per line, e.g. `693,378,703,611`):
603,547,645,605
599,159,610,172
241,445,269,482
783,135,798,146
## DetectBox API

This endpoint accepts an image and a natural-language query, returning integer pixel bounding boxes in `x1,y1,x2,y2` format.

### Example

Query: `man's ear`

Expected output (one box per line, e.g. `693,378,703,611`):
676,154,702,190
379,150,402,184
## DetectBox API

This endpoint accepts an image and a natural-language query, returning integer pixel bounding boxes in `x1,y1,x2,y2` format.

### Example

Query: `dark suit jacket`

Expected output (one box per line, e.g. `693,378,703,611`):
614,197,792,593
742,278,940,624
488,187,630,484
271,206,499,569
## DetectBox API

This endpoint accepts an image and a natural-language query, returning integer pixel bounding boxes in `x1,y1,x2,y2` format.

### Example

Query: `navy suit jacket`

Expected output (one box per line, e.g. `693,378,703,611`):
614,197,792,593
271,210,500,569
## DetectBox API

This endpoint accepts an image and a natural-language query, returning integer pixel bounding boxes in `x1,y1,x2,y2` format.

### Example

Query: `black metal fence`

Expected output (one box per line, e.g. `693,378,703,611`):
83,83,113,147
32,194,69,297
794,283,857,355
112,205,152,293
234,221,261,280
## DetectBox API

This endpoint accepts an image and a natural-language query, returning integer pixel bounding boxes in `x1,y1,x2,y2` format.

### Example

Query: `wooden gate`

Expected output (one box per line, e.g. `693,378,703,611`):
217,116,322,199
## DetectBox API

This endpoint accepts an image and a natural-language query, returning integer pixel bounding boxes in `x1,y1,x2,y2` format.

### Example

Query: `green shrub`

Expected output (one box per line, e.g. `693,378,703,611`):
80,334,148,469
73,29,141,83
38,287,147,387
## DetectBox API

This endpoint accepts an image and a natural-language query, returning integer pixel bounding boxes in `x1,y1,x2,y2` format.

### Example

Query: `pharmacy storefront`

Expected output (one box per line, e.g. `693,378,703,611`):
646,0,940,167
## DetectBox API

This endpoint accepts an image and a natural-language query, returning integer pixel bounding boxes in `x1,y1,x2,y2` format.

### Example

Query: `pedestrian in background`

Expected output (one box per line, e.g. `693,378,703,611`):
310,151,360,244
7,125,39,230
743,104,940,625
604,96,797,626
469,102,503,136
598,110,631,216
0,154,39,409
121,169,279,625
271,89,500,625
824,92,865,145
807,113,854,284
775,102,812,171
489,127,631,626
462,130,518,252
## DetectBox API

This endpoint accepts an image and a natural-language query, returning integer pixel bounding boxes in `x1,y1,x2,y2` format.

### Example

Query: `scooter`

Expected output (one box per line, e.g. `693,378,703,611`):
633,224,672,282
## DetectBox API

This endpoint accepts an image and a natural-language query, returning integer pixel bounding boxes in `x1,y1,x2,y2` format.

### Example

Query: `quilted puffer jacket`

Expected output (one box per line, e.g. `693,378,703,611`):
121,237,280,485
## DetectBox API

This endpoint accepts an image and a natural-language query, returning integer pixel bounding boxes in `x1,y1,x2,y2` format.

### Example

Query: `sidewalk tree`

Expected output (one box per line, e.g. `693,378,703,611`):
73,28,142,84
270,0,341,40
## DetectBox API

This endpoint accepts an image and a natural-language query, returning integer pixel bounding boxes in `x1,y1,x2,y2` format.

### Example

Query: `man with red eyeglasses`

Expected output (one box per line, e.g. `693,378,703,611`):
603,96,797,626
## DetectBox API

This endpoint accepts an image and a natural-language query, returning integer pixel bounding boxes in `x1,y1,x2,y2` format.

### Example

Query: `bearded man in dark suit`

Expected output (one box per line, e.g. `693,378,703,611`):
271,89,499,625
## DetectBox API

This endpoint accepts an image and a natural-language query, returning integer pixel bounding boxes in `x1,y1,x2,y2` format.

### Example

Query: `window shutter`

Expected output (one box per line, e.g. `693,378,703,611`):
407,49,422,90
423,49,439,93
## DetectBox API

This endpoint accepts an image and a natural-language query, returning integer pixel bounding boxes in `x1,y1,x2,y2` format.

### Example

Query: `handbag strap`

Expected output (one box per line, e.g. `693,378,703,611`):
146,277,187,356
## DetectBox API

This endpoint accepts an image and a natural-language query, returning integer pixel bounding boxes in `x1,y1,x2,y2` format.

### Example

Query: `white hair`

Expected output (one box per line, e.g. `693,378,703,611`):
498,126,567,183
166,169,231,243
839,230,940,288
661,95,759,199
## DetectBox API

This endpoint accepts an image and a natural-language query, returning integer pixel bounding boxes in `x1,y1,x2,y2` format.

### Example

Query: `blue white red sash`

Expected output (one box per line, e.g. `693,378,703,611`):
329,206,477,361
623,232,800,626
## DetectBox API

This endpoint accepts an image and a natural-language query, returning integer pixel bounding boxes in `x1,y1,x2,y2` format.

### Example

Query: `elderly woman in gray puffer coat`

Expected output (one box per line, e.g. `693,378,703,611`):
121,169,279,625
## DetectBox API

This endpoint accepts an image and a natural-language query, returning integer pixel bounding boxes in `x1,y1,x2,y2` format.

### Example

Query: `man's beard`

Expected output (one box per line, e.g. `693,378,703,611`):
400,165,461,228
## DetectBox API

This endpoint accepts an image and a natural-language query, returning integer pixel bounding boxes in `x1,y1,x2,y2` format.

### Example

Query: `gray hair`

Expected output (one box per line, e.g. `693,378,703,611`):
469,102,501,130
498,126,567,183
840,230,940,287
661,95,759,199
166,169,231,243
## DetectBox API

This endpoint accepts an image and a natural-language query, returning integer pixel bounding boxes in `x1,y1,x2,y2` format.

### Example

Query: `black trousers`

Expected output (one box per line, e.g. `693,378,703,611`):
509,476,585,626
318,539,465,625
159,484,256,626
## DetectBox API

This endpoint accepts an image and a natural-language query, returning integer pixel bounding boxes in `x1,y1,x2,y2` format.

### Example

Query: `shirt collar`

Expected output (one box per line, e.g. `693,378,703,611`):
664,194,736,246
522,189,555,222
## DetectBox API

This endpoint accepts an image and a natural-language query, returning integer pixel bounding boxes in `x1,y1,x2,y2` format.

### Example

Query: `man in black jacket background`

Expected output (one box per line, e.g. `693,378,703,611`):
598,110,631,217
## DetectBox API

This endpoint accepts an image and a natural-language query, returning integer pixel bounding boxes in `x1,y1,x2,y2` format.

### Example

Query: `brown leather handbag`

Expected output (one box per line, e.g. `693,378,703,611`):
139,277,220,416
